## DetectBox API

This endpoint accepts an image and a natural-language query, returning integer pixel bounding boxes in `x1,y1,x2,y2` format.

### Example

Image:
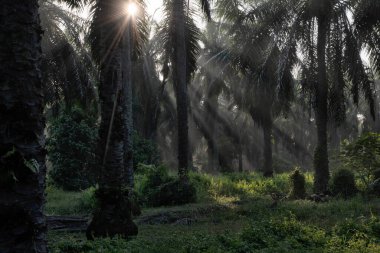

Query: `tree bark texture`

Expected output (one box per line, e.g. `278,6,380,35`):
173,0,189,179
314,14,330,193
87,0,137,239
122,21,134,188
0,1,47,252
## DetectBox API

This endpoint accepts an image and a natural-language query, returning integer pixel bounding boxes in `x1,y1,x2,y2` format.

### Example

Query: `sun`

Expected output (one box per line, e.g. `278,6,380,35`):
125,2,138,16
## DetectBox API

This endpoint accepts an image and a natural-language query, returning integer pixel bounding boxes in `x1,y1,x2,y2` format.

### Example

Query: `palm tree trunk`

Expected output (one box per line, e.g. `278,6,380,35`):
173,0,189,180
263,116,273,177
87,0,137,239
99,48,124,188
122,21,134,188
0,1,47,252
314,14,330,193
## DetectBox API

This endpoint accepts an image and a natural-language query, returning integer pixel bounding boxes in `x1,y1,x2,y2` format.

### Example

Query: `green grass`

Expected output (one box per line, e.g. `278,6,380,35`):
190,171,314,202
47,172,380,252
45,186,96,216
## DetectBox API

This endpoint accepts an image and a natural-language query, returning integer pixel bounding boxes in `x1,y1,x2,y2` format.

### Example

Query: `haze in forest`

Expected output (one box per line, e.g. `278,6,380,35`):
1,0,380,252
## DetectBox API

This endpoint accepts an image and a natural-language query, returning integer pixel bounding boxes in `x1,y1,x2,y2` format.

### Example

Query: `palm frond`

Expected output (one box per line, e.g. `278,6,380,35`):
199,0,212,21
40,0,97,109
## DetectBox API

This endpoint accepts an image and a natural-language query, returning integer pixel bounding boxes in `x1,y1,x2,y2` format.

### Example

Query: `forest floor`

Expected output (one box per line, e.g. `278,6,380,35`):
47,172,380,253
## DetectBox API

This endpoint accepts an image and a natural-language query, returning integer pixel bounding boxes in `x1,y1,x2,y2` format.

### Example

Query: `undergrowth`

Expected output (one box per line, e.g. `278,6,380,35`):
47,171,380,252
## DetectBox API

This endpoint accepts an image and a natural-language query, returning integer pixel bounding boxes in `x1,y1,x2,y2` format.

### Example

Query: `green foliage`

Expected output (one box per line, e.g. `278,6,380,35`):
50,236,130,253
135,164,196,207
331,169,358,198
326,218,380,253
45,186,96,216
188,172,308,202
135,164,172,204
47,105,98,191
288,168,306,199
133,133,160,169
47,171,380,252
218,215,380,253
341,132,380,189
220,214,326,252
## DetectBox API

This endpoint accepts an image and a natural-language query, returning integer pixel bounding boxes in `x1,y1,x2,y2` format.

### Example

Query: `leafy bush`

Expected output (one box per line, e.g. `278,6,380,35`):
135,164,196,207
326,218,380,252
331,169,358,198
218,215,380,253
47,105,98,191
341,132,380,189
288,168,306,199
219,214,326,252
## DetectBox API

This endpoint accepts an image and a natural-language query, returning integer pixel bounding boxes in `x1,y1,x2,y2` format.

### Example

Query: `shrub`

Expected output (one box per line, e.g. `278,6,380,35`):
47,105,97,191
331,169,357,198
135,164,196,207
219,214,326,252
340,133,380,188
154,179,197,206
288,168,306,199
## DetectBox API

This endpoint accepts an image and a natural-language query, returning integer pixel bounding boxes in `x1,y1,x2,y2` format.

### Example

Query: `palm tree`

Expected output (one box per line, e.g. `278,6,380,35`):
86,0,146,239
354,0,380,76
40,0,97,113
201,7,294,176
225,0,376,192
231,25,294,177
161,0,211,181
0,0,95,251
0,1,48,252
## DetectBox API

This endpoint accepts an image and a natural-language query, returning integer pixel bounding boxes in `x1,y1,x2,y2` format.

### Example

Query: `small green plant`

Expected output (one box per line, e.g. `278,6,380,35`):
47,105,98,191
288,168,306,199
331,169,358,198
340,133,380,189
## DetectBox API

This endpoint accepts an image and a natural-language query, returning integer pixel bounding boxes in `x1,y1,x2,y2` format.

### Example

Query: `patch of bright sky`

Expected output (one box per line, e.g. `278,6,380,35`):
147,0,164,21
73,0,163,20
75,1,164,22
75,0,204,27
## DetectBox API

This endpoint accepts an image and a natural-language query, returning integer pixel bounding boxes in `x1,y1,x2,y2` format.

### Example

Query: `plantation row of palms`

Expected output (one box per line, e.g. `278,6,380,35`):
1,0,380,252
